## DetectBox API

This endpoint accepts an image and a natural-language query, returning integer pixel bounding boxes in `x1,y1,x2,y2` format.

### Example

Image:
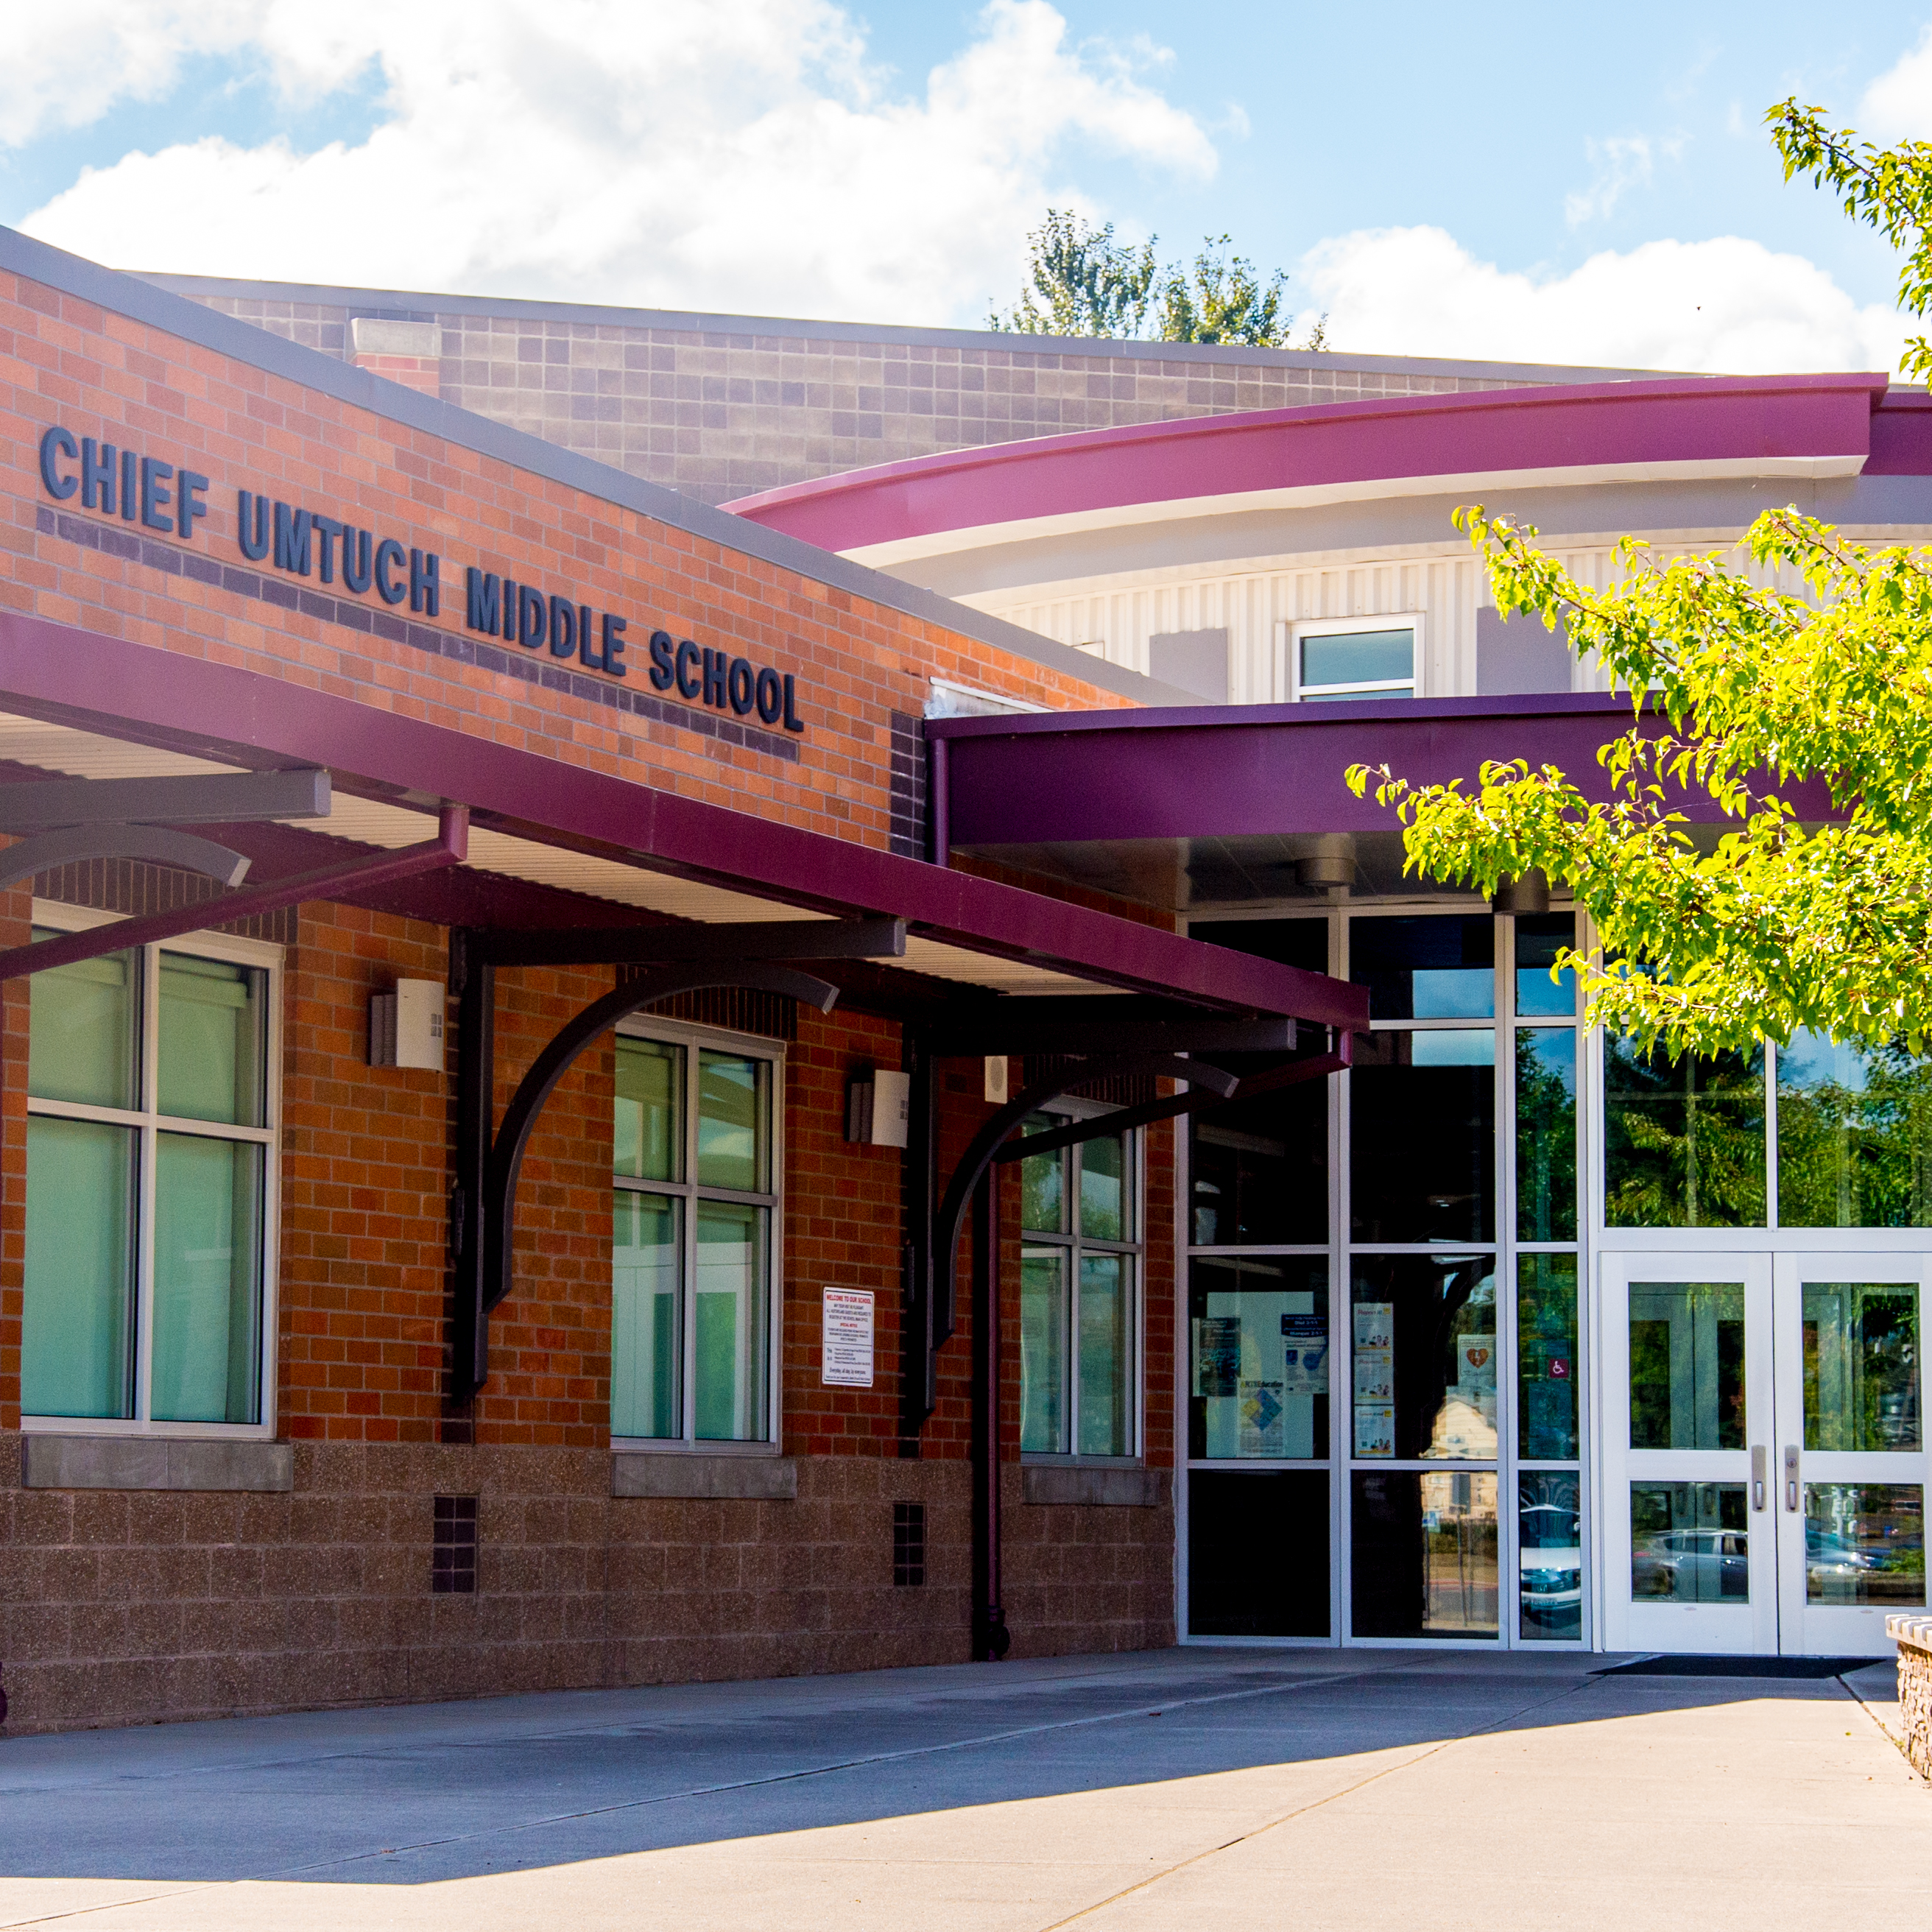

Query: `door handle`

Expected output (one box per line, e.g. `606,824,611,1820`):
1751,1445,1768,1512
1784,1445,1800,1512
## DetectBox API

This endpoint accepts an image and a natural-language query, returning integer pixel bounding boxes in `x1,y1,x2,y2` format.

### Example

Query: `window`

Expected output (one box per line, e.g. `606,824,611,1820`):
611,1025,780,1445
1283,618,1420,703
22,911,278,1430
1019,1115,1140,1459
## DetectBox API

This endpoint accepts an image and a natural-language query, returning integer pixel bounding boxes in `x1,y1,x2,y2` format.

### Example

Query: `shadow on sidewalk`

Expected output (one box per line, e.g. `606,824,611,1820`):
0,1646,1897,1887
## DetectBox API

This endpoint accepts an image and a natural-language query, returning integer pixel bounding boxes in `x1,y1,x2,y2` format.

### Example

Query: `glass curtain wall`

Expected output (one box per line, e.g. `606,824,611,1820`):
1603,1029,1932,1235
1184,906,1584,1646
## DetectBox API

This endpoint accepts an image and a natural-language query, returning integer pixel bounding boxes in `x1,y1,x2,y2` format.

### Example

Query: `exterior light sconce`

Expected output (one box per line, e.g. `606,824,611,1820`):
370,978,447,1069
1295,833,1356,892
1491,869,1551,916
845,1065,911,1147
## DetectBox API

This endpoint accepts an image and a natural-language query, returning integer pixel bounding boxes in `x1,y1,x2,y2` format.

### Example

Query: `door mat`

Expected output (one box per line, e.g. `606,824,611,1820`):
1596,1654,1879,1679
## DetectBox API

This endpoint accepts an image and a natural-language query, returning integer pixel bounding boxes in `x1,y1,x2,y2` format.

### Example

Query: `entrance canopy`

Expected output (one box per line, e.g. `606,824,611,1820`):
930,691,1843,913
0,610,1366,1032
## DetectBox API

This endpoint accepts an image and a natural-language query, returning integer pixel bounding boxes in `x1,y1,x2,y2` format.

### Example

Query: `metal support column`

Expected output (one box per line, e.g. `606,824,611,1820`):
448,929,493,1415
970,1168,1009,1660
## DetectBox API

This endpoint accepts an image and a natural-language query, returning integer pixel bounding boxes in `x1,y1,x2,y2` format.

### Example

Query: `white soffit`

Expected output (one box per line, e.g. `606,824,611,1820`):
0,713,1106,993
841,454,1871,571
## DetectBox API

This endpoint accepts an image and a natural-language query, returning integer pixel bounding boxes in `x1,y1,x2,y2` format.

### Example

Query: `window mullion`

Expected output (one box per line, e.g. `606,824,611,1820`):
1066,1143,1080,1456
135,943,160,1424
682,1046,698,1444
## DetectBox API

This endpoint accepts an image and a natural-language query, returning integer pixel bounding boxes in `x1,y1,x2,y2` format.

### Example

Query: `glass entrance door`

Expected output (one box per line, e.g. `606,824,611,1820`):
1601,1256,1776,1654
1774,1257,1927,1655
1602,1253,1928,1655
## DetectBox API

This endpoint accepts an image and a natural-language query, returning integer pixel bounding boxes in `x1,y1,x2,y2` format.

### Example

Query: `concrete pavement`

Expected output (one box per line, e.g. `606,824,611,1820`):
0,1646,1922,1929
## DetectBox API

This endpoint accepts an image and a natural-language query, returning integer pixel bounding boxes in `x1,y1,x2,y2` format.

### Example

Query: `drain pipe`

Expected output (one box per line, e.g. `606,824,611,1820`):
970,1170,1010,1660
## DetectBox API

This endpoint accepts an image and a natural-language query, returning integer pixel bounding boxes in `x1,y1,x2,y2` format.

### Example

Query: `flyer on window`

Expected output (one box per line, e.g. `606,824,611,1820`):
1353,1403,1395,1458
1193,1315,1241,1397
1238,1379,1285,1456
1352,1300,1395,1456
1281,1311,1328,1395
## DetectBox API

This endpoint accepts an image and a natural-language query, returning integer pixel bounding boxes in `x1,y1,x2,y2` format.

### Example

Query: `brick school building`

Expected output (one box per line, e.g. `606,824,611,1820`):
0,225,1358,1734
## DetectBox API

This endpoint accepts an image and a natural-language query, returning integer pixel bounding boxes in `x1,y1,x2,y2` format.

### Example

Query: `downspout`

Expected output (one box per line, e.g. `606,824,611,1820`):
970,1168,1010,1660
927,731,950,867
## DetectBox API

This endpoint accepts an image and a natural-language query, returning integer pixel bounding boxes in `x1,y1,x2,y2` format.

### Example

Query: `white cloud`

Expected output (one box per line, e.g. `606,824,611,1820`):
1862,22,1932,140
1295,225,1910,375
1563,134,1682,229
13,0,1217,322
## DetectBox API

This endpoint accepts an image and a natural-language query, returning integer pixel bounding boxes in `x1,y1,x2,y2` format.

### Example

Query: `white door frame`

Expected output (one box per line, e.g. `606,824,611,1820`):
1772,1252,1929,1657
1598,1252,1777,1654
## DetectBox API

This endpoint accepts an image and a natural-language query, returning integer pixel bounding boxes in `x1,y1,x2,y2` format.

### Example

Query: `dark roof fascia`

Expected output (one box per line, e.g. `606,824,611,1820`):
0,225,1195,709
926,689,1640,740
133,270,1667,384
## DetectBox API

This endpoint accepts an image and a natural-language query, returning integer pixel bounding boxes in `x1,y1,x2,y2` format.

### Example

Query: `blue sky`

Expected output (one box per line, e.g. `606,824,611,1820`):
7,2,1932,371
857,1,1925,307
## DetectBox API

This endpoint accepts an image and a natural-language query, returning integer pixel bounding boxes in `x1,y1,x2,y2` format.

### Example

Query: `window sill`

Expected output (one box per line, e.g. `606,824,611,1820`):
21,1434,293,1493
610,1450,797,1501
1021,1463,1167,1509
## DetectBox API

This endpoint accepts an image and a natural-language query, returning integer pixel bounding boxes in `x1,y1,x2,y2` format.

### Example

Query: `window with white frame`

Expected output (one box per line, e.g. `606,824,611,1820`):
23,912,279,1429
610,1024,780,1444
1283,618,1420,703
1019,1114,1141,1458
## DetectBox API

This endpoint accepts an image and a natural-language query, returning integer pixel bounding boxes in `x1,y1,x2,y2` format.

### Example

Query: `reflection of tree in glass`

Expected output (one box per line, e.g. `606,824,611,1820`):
1605,1038,1766,1227
1777,1040,1932,1228
1515,1040,1576,1241
1802,1286,1921,1453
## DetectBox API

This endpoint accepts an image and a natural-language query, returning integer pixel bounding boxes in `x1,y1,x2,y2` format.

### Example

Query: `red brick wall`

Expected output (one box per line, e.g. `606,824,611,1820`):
783,1004,906,1458
0,269,1134,855
281,903,450,1443
352,353,440,398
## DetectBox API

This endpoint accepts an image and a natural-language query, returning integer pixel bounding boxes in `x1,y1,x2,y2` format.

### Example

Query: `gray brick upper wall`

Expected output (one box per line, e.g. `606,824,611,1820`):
147,279,1652,508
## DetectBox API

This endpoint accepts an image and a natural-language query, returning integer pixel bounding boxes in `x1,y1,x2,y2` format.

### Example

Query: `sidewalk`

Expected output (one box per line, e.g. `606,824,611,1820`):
0,1647,1921,1930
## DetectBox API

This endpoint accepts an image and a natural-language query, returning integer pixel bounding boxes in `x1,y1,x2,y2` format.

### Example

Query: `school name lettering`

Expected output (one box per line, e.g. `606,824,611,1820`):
36,424,806,736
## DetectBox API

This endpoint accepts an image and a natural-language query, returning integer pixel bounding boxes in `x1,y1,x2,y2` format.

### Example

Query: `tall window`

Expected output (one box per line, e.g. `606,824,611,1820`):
1286,620,1419,703
611,1026,779,1444
1019,1117,1140,1459
23,918,278,1428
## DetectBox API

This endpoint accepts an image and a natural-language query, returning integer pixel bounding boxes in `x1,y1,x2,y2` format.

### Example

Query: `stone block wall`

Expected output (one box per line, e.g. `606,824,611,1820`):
154,280,1548,507
1890,1618,1932,1777
0,1435,1171,1734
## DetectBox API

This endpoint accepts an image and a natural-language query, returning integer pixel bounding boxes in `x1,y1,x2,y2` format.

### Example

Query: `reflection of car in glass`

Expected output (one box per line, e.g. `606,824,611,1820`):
1806,1523,1877,1590
1519,1502,1581,1635
1632,1529,1749,1600
1807,1519,1925,1587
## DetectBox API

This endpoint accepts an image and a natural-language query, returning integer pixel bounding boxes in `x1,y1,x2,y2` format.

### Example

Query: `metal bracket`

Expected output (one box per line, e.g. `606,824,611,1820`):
0,822,251,892
0,805,467,981
451,957,839,1399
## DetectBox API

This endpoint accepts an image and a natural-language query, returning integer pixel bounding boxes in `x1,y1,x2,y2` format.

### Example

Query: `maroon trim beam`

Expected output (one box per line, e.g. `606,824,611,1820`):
0,613,1368,1030
724,372,1894,551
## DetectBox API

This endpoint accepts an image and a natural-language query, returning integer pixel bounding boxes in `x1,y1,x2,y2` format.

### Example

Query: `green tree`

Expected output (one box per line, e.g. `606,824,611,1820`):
1154,233,1325,348
1346,102,1932,1063
992,211,1326,349
988,209,1159,338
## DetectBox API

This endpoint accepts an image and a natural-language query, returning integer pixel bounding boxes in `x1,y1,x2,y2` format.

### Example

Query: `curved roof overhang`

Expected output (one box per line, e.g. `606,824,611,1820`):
724,373,1919,569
